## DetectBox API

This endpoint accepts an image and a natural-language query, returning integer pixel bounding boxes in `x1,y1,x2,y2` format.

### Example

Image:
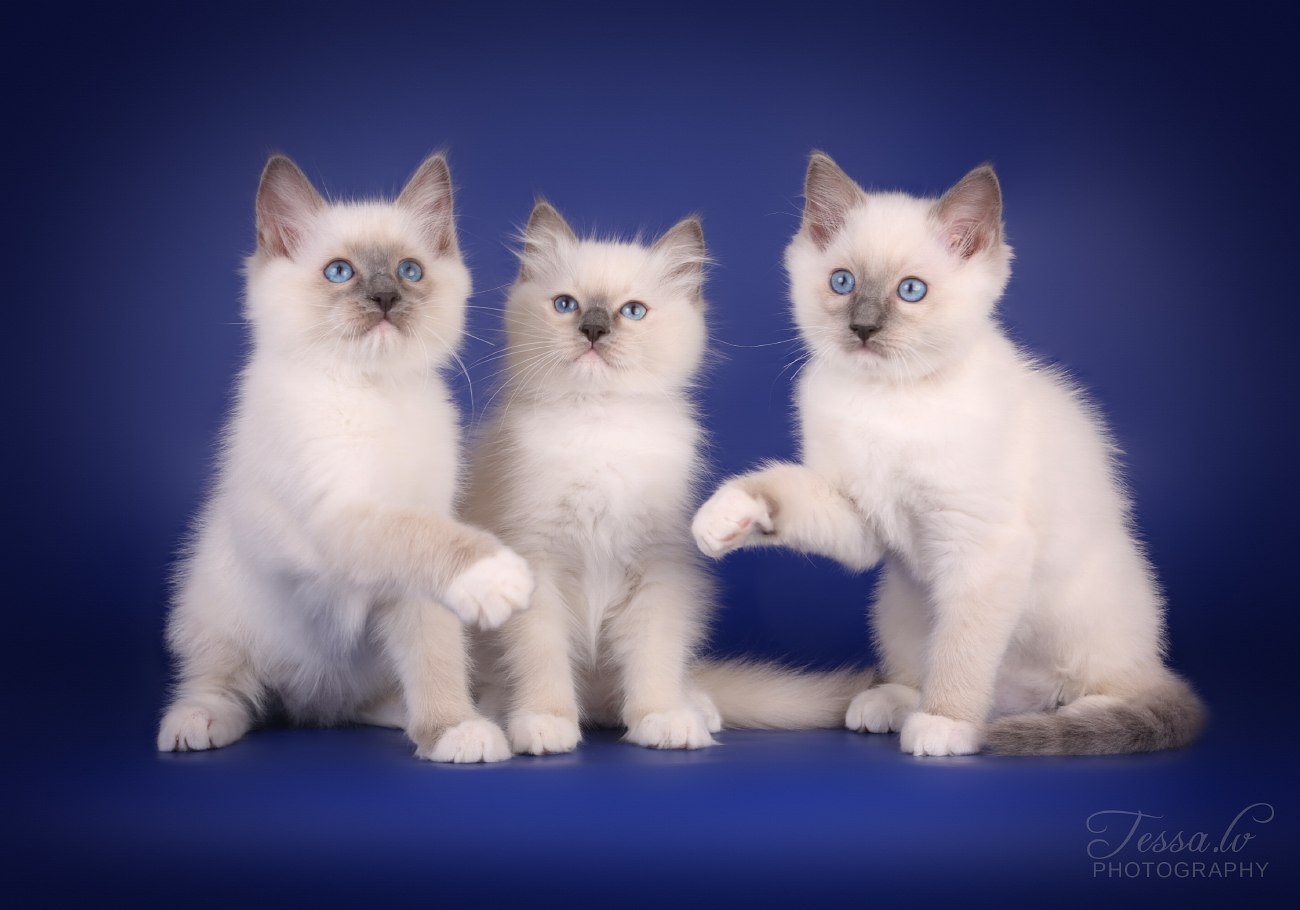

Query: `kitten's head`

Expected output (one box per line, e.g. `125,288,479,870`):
244,152,471,373
501,201,708,398
785,152,1012,382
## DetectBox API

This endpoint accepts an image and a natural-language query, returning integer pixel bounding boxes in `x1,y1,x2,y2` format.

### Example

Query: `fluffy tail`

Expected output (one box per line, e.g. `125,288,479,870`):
692,658,879,730
985,674,1205,755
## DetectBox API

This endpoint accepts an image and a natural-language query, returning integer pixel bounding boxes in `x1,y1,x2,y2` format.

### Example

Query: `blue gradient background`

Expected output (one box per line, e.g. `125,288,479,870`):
4,1,1296,907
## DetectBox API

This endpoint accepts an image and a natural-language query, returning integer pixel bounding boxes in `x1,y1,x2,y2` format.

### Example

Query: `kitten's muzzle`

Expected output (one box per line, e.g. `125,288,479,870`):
580,307,611,344
849,297,887,343
369,291,400,314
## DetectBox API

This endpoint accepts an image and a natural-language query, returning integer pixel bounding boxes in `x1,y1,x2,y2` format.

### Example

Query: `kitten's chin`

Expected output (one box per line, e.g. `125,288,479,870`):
575,347,610,368
348,318,419,364
362,318,406,346
837,341,888,366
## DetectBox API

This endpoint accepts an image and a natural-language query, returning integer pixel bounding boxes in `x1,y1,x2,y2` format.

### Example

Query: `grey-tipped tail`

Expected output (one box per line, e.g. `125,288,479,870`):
985,675,1205,755
693,658,878,730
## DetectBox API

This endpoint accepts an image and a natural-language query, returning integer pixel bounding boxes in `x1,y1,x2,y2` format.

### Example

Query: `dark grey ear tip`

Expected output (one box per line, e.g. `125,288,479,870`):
968,163,1001,186
260,154,302,179
654,215,707,252
525,200,559,231
523,199,575,243
405,153,452,192
421,154,451,176
806,150,843,177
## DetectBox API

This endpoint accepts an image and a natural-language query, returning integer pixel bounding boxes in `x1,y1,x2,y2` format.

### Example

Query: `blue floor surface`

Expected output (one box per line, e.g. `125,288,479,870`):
8,691,1293,909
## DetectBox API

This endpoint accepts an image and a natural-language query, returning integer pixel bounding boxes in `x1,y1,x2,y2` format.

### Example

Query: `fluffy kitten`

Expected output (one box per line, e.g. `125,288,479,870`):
693,153,1203,756
466,202,868,754
157,153,533,763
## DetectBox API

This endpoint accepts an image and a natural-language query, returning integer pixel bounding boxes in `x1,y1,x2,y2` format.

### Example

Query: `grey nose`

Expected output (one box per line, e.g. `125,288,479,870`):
581,323,609,344
850,322,880,343
370,291,400,314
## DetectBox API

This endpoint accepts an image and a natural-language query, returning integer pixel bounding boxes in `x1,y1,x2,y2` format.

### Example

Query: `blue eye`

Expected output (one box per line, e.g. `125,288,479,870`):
620,301,647,320
554,295,579,313
324,260,354,283
398,259,422,281
830,269,855,295
897,278,928,302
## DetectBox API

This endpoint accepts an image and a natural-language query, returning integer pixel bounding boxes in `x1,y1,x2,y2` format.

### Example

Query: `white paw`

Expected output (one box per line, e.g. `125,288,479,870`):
899,711,982,756
625,708,718,750
442,549,535,630
509,712,581,755
690,689,723,733
419,718,512,763
157,701,247,752
692,485,773,558
846,683,920,733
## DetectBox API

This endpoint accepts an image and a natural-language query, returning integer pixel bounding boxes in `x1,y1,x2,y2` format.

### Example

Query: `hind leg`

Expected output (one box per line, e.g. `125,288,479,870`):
689,686,723,734
158,686,255,752
159,560,263,752
355,689,407,729
846,683,920,733
847,564,927,734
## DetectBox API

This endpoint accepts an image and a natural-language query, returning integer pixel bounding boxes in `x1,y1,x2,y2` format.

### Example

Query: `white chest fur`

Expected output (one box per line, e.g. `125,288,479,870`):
797,347,1029,559
506,394,699,549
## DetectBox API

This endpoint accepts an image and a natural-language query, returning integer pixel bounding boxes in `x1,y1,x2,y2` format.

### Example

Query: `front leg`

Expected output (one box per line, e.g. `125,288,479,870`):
900,521,1032,756
309,504,535,630
499,572,582,756
606,560,716,750
377,596,511,763
693,462,880,571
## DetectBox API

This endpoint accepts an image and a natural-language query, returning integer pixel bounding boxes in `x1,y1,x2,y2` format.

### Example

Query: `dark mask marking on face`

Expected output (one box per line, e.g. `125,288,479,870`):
579,301,611,344
360,249,403,316
847,279,890,343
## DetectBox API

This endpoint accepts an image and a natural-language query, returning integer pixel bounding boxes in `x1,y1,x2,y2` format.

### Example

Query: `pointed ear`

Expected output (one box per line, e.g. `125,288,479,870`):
519,200,576,281
934,164,1003,259
802,151,864,250
397,153,457,256
255,155,326,258
651,215,707,298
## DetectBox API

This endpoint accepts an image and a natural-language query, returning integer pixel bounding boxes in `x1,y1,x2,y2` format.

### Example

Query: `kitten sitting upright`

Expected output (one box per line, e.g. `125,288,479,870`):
467,202,870,754
693,153,1203,755
158,153,533,762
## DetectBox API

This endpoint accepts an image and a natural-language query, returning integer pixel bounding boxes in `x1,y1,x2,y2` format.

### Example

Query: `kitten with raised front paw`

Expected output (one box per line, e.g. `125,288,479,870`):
158,153,532,763
694,153,1203,756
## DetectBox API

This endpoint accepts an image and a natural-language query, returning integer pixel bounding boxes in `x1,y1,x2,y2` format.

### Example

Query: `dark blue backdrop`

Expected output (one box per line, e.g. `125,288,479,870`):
4,2,1296,907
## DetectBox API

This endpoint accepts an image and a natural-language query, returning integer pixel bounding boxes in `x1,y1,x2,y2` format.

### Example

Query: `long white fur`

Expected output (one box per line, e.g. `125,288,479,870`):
466,204,718,752
468,203,869,754
158,154,533,763
693,153,1202,756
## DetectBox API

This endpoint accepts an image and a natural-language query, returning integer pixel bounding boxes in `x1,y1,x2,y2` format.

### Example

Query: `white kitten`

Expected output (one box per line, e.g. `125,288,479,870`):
693,153,1203,755
157,153,533,763
466,202,870,754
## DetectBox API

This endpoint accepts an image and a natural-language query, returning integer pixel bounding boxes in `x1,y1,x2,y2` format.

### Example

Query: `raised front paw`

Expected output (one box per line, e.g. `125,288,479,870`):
417,718,512,763
442,548,535,630
625,708,718,750
846,683,920,733
692,484,774,558
509,712,581,755
899,711,982,756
